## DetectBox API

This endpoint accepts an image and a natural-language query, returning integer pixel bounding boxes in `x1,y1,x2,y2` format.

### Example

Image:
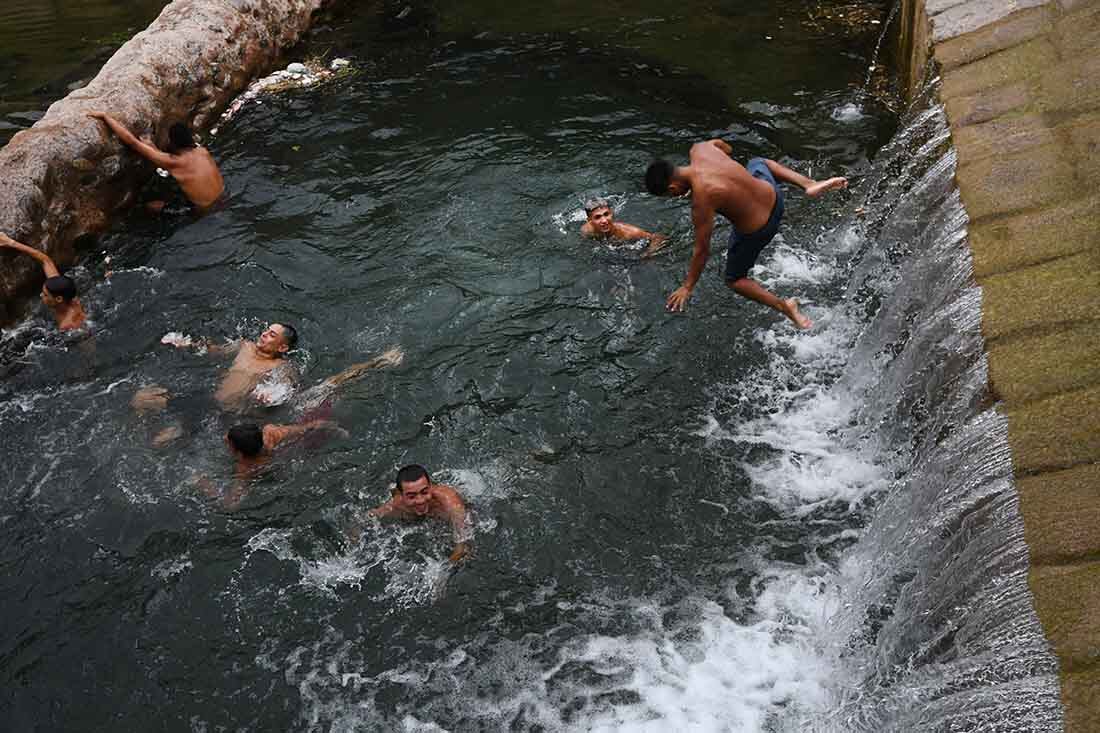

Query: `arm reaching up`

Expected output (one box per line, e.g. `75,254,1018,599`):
87,112,177,169
0,233,61,277
666,203,715,311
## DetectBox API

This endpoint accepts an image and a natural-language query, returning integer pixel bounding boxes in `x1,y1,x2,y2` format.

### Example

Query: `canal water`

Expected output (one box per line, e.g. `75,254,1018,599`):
0,1,1061,731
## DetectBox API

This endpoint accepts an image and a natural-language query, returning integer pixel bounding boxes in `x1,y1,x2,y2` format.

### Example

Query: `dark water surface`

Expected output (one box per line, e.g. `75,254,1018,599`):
2,2,900,730
0,0,170,143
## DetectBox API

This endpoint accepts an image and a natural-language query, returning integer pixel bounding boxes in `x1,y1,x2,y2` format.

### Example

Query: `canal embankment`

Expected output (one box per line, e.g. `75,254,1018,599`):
902,0,1100,729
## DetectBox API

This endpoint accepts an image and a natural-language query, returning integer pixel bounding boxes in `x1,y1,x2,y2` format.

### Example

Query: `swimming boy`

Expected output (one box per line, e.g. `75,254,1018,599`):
367,464,471,564
580,198,669,258
161,323,301,410
644,140,847,328
87,112,225,213
187,419,345,508
0,232,87,331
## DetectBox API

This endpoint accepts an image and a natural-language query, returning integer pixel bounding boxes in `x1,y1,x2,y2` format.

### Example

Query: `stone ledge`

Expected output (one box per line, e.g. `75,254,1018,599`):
956,141,1077,219
979,250,1099,343
1030,561,1100,671
1018,463,1100,565
944,79,1033,127
988,321,1100,404
941,36,1056,99
1062,668,1100,733
1006,385,1100,475
951,111,1053,161
934,5,1053,71
969,195,1099,278
931,0,1050,43
1037,53,1100,117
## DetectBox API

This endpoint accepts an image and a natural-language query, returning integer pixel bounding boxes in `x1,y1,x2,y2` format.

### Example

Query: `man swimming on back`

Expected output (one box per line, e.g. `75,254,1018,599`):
645,140,847,328
0,232,87,332
160,322,302,410
580,198,669,258
87,112,225,213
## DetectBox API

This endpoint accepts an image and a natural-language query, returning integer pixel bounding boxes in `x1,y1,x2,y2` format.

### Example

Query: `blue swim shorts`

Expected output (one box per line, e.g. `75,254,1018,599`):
725,157,785,282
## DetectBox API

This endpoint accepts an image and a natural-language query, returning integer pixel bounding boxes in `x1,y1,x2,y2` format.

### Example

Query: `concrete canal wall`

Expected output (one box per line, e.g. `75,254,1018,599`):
902,0,1100,729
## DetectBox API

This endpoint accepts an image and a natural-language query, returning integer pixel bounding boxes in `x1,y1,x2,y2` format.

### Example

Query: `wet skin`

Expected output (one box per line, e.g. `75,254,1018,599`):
368,477,471,563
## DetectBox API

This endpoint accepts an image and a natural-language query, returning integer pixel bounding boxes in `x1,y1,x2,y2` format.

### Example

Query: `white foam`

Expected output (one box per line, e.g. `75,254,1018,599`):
831,103,865,122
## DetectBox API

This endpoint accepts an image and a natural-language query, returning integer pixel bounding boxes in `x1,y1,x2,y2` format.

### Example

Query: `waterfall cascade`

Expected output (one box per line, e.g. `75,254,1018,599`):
771,75,1065,730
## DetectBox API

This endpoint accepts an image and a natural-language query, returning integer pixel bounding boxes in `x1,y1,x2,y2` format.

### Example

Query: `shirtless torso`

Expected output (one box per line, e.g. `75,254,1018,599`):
167,147,225,210
685,141,776,234
214,341,295,408
369,478,470,563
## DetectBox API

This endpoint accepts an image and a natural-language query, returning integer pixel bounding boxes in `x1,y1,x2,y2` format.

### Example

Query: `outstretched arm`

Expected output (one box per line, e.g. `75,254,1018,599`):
666,205,715,311
87,112,177,169
263,419,344,451
0,233,60,277
614,222,664,242
443,495,471,564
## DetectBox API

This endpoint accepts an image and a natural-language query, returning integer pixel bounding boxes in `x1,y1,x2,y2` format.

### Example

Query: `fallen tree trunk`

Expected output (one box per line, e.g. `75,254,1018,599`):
0,0,328,323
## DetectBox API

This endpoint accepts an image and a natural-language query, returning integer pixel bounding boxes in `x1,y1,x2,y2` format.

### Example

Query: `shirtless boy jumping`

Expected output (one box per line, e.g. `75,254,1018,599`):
87,112,225,213
645,140,847,329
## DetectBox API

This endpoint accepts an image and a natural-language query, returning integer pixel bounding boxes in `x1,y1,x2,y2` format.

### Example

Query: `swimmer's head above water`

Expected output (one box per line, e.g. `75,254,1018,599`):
41,275,77,306
226,423,264,456
167,122,197,153
644,159,688,197
583,198,614,235
256,323,298,357
395,464,433,516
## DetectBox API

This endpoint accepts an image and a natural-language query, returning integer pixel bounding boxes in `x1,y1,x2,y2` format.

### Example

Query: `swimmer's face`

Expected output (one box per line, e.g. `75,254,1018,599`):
665,179,689,197
257,324,290,355
587,206,614,234
399,476,433,516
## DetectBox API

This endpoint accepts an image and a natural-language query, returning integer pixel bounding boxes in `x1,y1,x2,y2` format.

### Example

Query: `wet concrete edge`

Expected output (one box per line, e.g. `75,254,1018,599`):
905,0,1100,729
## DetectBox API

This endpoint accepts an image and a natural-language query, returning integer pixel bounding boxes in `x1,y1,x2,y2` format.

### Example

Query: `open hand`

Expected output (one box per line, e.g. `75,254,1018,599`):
86,111,109,121
665,286,693,312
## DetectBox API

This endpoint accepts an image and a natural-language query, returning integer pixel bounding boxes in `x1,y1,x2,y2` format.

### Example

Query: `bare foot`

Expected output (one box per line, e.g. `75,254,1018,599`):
782,298,813,329
805,177,848,198
132,385,169,412
379,346,404,367
152,424,184,448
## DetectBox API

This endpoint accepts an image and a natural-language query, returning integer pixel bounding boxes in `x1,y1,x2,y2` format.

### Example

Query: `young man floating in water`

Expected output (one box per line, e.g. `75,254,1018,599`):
645,140,847,328
366,464,471,564
87,112,225,213
156,322,302,410
0,233,86,332
580,198,669,258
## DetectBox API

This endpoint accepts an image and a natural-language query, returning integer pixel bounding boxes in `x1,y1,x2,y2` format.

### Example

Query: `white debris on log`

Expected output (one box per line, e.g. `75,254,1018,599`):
210,58,353,135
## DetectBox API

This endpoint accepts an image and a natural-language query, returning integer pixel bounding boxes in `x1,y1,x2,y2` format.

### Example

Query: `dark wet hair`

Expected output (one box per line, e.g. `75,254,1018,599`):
227,423,265,456
584,198,610,216
396,464,431,489
168,122,196,151
275,323,299,350
645,159,675,195
44,275,77,302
